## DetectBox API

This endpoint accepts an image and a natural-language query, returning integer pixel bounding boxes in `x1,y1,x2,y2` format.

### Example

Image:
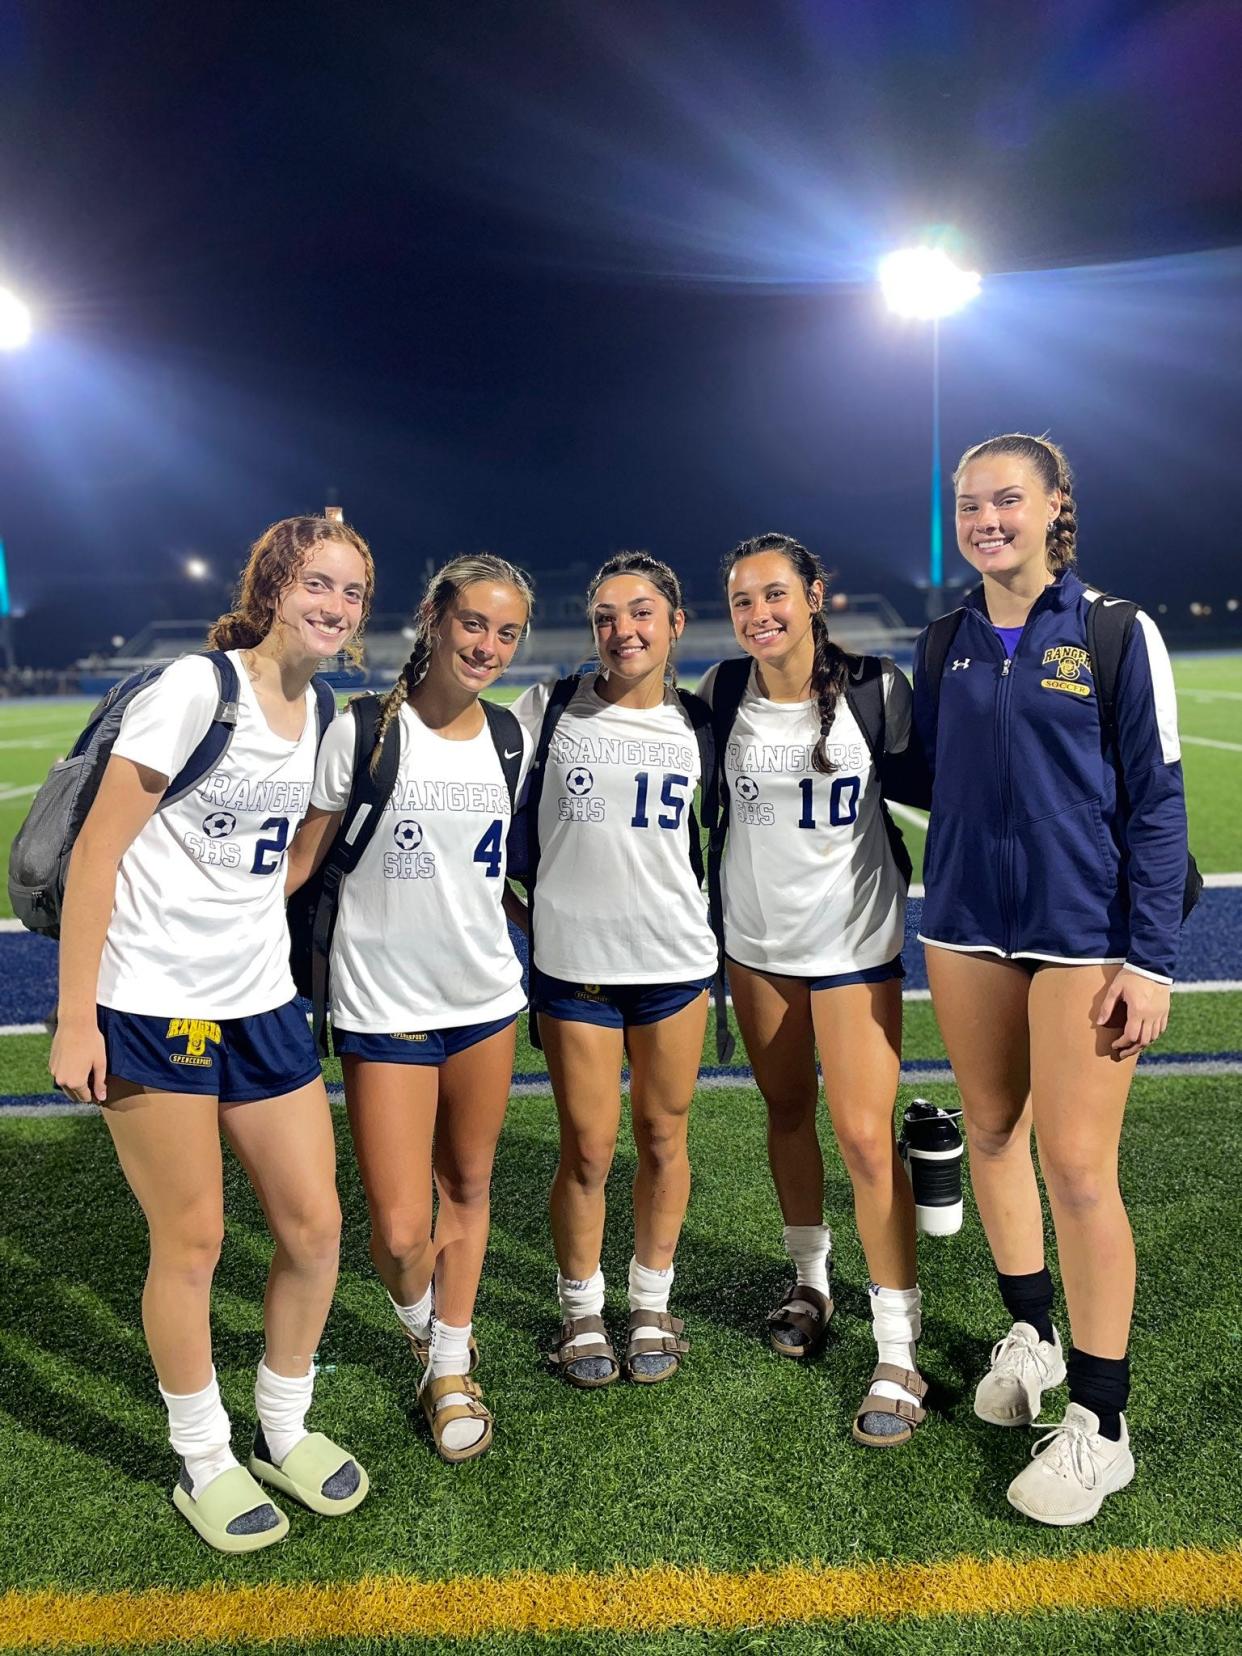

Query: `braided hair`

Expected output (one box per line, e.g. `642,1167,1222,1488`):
207,515,375,664
586,551,684,685
953,433,1077,572
369,553,533,775
722,531,850,775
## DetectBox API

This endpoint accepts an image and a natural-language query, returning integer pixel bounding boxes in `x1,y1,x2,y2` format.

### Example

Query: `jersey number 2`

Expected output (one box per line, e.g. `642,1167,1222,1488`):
251,816,290,875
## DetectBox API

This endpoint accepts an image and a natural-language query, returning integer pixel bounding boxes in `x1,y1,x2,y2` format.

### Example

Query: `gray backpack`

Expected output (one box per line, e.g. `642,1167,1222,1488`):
7,652,334,938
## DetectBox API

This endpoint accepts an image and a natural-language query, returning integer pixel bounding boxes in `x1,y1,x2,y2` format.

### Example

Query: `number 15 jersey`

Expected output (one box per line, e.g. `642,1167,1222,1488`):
700,658,912,978
512,678,717,986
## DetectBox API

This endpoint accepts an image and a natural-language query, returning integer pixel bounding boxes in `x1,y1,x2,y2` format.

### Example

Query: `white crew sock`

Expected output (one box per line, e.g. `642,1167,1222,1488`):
868,1284,923,1407
628,1256,676,1372
254,1357,314,1467
422,1320,484,1453
557,1267,607,1354
782,1223,833,1295
389,1284,434,1345
160,1368,237,1498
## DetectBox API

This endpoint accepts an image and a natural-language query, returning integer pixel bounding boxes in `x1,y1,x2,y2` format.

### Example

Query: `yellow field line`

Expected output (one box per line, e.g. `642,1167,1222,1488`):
2,1546,1240,1649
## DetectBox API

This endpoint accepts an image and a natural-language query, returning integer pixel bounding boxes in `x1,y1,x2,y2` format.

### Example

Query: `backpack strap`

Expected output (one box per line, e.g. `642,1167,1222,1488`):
704,658,752,1064
674,687,713,887
518,675,584,1054
1084,595,1138,747
311,675,337,746
843,655,914,889
310,695,402,1055
163,651,240,805
480,701,526,813
921,610,965,717
842,654,885,768
517,675,580,892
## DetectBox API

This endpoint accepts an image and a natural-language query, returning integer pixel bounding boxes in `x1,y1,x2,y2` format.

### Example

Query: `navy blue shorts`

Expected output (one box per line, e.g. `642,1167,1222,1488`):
531,969,712,1030
97,1000,321,1105
333,1013,518,1066
727,954,906,992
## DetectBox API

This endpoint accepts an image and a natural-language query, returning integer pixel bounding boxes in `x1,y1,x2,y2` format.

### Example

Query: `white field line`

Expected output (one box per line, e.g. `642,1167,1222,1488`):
0,784,39,802
0,736,69,750
1178,688,1242,701
1183,735,1242,754
6,981,1242,1045
889,803,929,829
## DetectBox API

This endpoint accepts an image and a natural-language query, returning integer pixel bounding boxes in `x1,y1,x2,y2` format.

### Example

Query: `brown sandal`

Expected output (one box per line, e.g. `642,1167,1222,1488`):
623,1309,689,1383
419,1372,493,1463
403,1327,479,1372
546,1315,620,1389
767,1283,834,1359
851,1363,929,1448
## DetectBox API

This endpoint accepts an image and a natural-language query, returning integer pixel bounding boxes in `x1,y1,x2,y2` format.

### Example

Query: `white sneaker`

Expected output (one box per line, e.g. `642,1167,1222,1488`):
974,1322,1066,1426
1006,1403,1135,1526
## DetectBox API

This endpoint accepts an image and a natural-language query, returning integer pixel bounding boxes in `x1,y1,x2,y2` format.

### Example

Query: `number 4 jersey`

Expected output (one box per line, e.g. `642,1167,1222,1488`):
311,702,534,1032
699,658,912,978
98,651,318,1019
512,677,717,987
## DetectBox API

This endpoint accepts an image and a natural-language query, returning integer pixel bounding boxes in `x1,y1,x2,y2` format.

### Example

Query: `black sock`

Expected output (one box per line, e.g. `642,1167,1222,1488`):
1067,1347,1129,1441
996,1268,1055,1345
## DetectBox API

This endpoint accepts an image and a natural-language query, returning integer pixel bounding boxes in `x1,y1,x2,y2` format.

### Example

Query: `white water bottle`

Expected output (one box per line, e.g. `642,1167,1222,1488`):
898,1098,964,1236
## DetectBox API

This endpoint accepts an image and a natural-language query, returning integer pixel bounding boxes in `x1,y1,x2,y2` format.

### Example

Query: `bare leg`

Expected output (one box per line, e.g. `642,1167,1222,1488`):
627,992,709,1268
222,1077,341,1379
430,1021,517,1326
101,1082,224,1394
540,1014,625,1281
925,948,1042,1274
1029,966,1137,1358
344,1056,437,1307
727,960,822,1224
810,977,914,1288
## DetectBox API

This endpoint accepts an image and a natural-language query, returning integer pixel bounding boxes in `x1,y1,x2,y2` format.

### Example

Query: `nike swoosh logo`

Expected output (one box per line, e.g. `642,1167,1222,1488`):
504,748,521,759
1101,598,1124,607
850,662,866,681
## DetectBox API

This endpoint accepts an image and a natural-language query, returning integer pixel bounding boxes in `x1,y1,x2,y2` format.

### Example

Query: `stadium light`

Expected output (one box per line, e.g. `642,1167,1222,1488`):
0,286,33,352
184,555,211,581
879,245,981,620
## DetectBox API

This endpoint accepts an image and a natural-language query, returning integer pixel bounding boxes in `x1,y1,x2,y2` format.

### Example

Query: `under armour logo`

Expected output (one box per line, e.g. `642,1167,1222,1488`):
951,658,971,670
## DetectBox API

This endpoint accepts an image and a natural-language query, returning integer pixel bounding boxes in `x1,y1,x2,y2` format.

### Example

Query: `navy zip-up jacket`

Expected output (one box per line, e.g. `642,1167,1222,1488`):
912,571,1187,984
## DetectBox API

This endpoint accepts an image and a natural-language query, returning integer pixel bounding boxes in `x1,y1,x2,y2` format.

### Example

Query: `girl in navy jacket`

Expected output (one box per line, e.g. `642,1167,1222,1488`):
913,433,1187,1526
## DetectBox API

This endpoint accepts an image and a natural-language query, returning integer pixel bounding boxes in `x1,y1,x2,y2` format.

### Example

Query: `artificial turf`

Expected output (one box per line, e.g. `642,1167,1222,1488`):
2,1065,1240,1605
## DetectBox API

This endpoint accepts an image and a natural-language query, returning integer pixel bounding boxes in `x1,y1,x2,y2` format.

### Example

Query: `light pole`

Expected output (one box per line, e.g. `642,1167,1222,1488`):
0,285,34,669
878,246,981,620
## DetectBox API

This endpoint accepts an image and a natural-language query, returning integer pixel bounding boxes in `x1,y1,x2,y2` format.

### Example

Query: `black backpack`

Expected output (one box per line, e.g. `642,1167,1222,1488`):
289,694,526,1055
510,671,716,1052
922,596,1202,921
7,652,335,938
703,653,919,1061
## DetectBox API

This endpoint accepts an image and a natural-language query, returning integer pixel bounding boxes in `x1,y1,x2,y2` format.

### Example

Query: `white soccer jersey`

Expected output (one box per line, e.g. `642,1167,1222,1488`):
98,651,317,1018
511,678,717,985
311,702,533,1033
700,658,911,978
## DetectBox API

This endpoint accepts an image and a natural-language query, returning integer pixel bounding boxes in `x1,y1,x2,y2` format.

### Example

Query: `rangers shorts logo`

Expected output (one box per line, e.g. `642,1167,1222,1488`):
1040,645,1093,698
392,1032,430,1042
166,1017,222,1067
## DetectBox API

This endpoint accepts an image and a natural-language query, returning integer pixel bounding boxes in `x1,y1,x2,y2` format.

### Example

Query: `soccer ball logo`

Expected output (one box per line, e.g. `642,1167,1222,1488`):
566,767,594,796
735,776,759,803
393,820,423,850
202,811,236,838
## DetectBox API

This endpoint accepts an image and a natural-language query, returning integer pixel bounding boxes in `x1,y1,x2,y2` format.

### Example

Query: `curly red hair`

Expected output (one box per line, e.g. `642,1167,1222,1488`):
207,516,375,665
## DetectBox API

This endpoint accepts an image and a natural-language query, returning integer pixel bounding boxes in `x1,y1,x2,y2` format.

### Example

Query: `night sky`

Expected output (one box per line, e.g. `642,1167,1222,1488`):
2,0,1241,663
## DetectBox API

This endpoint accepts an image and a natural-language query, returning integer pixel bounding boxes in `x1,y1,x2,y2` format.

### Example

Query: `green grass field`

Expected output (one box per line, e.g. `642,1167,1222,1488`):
1,655,1240,1653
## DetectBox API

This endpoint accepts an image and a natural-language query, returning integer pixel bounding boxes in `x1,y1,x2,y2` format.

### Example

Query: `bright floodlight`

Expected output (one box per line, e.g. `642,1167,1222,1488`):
879,247,981,320
0,287,33,351
184,555,210,581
